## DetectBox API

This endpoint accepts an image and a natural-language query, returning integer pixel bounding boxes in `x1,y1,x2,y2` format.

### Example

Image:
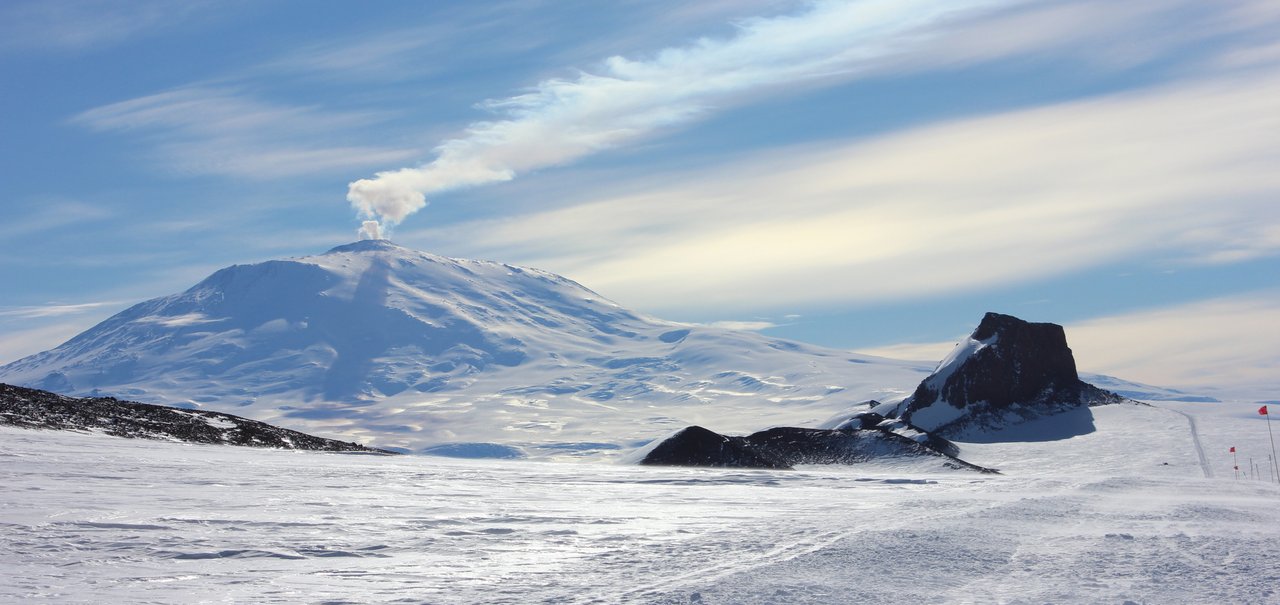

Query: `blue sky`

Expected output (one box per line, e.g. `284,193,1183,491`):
2,0,1277,397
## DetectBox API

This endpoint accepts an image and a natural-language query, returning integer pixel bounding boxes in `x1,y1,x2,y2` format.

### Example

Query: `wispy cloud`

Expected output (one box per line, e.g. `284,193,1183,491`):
72,87,419,179
0,199,112,239
345,0,1008,229
894,1,1226,71
405,70,1280,312
345,0,1280,233
260,27,448,79
0,301,124,319
703,320,779,331
0,0,224,53
256,16,547,83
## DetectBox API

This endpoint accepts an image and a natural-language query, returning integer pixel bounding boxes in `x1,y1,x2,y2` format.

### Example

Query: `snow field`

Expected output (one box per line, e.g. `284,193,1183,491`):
5,399,1280,605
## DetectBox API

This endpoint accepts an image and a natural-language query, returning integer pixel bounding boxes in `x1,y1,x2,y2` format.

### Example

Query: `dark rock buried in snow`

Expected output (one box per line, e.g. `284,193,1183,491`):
638,424,996,472
0,383,397,454
896,312,1124,439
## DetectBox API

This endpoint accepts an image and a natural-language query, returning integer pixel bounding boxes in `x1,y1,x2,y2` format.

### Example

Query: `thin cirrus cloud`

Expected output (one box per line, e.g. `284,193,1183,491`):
0,301,124,320
344,0,1280,233
703,320,780,331
0,0,220,52
0,200,113,239
345,0,1011,231
71,87,419,179
405,69,1280,313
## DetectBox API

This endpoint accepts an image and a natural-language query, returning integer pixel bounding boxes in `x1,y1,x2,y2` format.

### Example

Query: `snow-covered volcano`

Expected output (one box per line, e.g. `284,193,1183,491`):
0,240,930,453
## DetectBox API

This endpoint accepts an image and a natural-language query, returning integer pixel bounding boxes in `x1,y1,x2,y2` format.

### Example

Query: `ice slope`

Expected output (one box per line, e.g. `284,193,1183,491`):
3,398,1278,604
0,241,930,453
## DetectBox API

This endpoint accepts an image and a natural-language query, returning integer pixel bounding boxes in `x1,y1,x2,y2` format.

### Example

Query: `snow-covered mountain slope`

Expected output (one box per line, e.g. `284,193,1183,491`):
0,240,930,454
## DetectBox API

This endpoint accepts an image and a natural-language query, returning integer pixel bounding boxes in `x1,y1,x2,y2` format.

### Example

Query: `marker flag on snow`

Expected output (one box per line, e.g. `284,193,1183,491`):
1230,446,1236,453
1262,405,1270,415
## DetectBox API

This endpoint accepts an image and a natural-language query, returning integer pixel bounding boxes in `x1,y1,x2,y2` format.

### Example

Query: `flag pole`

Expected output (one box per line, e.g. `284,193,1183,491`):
1263,405,1279,484
1232,448,1239,480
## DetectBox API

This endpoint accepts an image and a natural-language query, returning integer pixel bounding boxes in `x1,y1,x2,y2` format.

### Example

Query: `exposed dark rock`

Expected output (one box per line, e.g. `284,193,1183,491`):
638,424,996,473
825,412,962,458
0,383,397,454
639,425,790,469
897,312,1124,439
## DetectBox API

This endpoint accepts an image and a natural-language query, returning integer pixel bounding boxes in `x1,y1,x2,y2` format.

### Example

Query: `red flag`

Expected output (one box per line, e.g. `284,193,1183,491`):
1262,405,1270,416
1230,446,1236,453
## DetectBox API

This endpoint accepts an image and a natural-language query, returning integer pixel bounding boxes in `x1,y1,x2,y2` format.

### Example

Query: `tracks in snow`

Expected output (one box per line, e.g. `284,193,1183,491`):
1168,408,1212,478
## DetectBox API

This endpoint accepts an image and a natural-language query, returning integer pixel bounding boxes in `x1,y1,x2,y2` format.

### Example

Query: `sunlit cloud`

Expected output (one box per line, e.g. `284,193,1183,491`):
1068,293,1280,397
346,0,1012,232
406,70,1280,313
347,0,1280,235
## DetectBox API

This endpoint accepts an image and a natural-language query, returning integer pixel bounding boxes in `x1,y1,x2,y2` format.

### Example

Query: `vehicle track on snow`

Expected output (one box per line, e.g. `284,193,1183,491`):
1168,408,1212,478
584,481,1002,604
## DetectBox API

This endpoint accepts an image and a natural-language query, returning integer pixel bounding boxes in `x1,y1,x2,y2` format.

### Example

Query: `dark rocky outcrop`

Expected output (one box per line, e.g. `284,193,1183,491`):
0,383,397,454
637,424,996,473
639,425,791,469
895,312,1124,439
825,412,961,458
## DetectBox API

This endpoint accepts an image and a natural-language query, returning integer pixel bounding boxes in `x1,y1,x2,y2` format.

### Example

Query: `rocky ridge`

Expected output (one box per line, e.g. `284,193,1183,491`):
0,383,396,454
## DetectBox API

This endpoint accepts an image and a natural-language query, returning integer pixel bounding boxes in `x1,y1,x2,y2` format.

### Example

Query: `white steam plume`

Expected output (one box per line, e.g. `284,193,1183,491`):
346,0,1005,229
357,220,383,240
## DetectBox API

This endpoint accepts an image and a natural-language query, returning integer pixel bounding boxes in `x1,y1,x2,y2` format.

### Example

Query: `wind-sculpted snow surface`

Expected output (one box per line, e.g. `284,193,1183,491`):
3,400,1279,604
0,240,930,453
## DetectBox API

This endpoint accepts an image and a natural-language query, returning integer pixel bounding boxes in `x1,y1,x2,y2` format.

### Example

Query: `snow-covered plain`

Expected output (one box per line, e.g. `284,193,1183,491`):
5,400,1279,604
